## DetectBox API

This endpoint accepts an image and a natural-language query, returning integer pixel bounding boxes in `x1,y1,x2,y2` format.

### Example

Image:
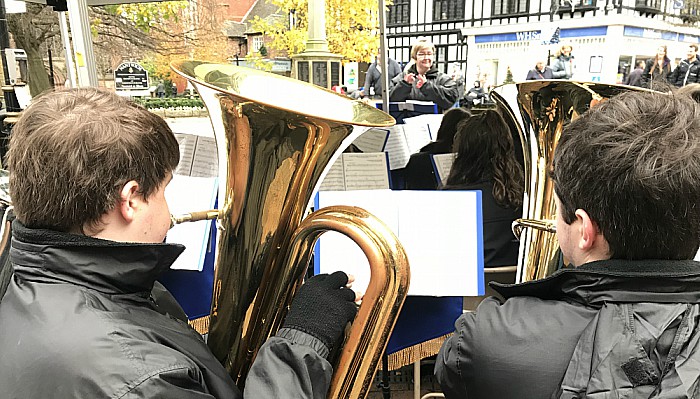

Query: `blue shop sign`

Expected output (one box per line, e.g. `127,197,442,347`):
476,26,607,43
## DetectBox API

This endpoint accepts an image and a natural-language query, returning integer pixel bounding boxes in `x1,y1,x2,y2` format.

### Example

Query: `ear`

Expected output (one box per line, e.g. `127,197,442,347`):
117,180,141,223
575,209,600,251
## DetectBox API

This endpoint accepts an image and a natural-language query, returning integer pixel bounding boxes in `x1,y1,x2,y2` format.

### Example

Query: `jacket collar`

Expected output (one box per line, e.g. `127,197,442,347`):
408,63,439,78
493,259,700,306
10,220,185,295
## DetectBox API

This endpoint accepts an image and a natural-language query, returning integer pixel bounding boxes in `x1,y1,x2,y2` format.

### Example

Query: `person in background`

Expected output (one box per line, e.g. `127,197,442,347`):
435,90,700,398
462,80,488,108
525,60,554,80
0,88,358,398
551,44,575,79
624,60,645,87
668,44,700,88
364,54,402,98
443,110,523,267
403,107,471,190
155,81,165,98
389,39,460,111
642,45,672,90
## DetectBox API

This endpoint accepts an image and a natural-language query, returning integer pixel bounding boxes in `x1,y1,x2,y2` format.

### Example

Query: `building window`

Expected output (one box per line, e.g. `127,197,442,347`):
388,0,410,25
433,0,464,21
492,0,528,15
252,36,264,53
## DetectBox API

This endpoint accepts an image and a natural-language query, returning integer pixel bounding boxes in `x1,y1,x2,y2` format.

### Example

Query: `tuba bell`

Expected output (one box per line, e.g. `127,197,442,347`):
170,61,410,398
490,80,651,282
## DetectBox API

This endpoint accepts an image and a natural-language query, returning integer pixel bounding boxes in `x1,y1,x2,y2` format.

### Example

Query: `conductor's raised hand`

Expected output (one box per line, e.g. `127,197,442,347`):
282,271,359,358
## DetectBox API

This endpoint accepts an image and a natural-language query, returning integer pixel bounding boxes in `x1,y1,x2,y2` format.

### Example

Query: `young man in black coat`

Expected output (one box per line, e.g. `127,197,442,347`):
435,91,700,398
668,44,700,87
0,88,358,398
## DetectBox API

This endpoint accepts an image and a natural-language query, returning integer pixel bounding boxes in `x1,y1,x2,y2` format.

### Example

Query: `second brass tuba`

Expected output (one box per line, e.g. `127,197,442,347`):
170,61,410,398
491,80,650,282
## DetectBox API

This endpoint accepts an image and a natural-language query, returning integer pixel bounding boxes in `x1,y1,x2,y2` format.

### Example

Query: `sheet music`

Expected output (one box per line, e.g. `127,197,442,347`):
165,176,219,271
342,153,390,190
404,113,444,140
318,157,346,191
432,153,456,186
190,136,218,177
353,128,390,153
402,123,433,154
315,190,483,296
384,125,411,170
174,133,198,176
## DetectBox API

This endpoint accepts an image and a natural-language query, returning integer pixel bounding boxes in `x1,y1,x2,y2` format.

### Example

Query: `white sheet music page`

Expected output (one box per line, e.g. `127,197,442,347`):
165,175,218,271
174,133,197,176
353,128,390,153
315,190,484,296
318,157,346,191
401,123,433,154
384,125,411,170
432,153,456,186
342,153,390,190
190,137,218,177
404,113,444,140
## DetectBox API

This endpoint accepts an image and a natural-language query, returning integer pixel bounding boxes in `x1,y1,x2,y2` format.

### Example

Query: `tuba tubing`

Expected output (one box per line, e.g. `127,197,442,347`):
170,60,408,397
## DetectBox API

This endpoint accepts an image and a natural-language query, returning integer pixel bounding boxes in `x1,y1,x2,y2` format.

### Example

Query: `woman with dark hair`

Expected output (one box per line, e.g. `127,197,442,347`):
403,107,471,190
642,45,672,90
445,110,523,267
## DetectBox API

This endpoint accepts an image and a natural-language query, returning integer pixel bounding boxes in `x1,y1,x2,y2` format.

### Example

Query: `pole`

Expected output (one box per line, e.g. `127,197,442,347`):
0,0,19,112
58,11,77,88
66,0,98,87
48,48,54,87
378,0,389,113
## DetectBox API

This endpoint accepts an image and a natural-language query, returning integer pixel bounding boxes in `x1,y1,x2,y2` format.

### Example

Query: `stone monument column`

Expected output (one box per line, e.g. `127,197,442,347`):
291,0,342,89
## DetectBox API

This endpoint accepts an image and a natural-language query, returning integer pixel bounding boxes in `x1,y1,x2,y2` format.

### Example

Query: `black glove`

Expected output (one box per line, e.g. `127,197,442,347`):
282,271,358,357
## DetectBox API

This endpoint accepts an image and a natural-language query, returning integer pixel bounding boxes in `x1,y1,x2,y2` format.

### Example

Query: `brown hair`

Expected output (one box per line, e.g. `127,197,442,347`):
446,110,524,208
7,87,180,232
552,91,700,259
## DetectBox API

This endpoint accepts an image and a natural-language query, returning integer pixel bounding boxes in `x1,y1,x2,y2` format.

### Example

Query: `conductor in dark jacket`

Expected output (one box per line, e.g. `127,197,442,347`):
389,39,460,111
436,91,700,398
0,88,358,398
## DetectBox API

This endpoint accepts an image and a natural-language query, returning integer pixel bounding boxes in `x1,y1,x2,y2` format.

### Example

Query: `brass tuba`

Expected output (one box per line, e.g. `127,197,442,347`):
490,80,649,282
170,61,410,398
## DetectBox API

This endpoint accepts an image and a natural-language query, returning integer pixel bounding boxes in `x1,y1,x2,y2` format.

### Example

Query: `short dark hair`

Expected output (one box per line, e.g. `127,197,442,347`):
446,110,524,208
552,91,700,259
7,88,180,232
691,44,698,52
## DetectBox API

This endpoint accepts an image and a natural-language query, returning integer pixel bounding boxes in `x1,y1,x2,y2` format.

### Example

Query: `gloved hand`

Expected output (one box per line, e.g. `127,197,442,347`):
281,271,358,357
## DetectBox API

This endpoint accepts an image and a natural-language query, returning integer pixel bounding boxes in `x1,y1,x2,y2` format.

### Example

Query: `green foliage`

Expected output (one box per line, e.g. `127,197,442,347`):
259,44,268,57
134,97,204,109
249,0,385,62
107,2,187,33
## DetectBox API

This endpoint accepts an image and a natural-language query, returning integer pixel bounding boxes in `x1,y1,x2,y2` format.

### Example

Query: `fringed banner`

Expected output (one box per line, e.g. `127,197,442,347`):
387,333,453,371
188,315,210,336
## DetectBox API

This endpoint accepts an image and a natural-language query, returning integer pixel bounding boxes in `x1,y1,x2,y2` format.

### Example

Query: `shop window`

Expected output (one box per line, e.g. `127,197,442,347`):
492,0,528,16
433,0,465,21
388,0,410,25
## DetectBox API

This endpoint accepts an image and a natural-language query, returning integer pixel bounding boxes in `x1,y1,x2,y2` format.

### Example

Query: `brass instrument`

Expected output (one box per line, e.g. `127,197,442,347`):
170,61,410,397
490,80,650,282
